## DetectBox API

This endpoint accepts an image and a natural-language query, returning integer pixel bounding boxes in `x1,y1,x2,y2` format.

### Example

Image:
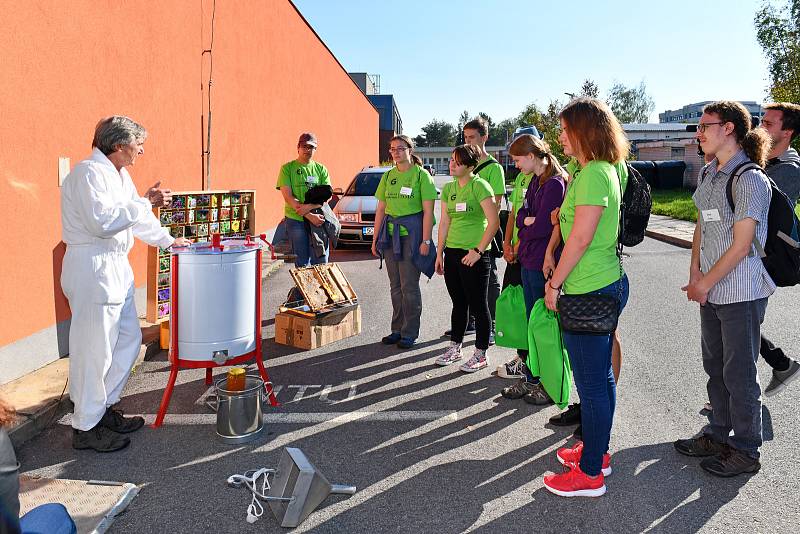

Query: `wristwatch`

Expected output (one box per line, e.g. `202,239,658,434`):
473,247,483,255
422,239,432,245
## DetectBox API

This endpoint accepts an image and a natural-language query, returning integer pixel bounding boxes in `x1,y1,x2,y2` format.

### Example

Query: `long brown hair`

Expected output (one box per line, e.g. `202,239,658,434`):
704,100,772,167
508,134,566,186
390,135,423,166
560,97,629,163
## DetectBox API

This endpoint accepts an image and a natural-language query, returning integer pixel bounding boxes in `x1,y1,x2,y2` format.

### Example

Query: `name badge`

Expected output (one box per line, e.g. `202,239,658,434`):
455,202,467,212
306,175,318,185
399,186,413,197
701,209,721,222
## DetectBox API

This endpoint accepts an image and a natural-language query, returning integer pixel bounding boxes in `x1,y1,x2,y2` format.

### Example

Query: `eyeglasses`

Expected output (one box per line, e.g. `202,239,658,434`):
696,122,726,133
300,144,317,150
388,146,410,153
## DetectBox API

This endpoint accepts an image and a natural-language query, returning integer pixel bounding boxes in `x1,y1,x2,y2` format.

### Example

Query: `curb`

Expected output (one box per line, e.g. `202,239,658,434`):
9,396,72,448
645,230,692,249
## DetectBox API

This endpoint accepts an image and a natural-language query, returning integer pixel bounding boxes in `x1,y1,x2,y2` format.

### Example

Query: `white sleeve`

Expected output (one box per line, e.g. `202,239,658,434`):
124,172,174,249
74,165,152,238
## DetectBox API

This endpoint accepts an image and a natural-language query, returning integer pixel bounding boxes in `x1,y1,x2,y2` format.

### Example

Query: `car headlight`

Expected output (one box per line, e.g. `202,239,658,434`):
337,212,358,222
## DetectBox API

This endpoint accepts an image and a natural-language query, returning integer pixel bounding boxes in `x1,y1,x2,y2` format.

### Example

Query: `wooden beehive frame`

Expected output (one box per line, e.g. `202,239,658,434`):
288,263,357,312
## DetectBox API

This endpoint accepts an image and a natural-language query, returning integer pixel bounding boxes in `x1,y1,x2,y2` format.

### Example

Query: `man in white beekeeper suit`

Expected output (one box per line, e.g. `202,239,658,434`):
61,116,190,452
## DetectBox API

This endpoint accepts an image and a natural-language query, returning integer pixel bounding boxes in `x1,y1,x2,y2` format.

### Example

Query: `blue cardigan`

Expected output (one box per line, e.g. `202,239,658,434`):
375,211,436,279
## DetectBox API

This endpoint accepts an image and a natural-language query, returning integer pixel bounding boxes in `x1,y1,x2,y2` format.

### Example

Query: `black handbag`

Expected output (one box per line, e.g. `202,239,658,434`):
557,293,620,335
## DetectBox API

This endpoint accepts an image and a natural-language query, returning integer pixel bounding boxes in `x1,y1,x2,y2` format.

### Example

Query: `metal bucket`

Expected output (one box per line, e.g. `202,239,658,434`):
210,375,271,444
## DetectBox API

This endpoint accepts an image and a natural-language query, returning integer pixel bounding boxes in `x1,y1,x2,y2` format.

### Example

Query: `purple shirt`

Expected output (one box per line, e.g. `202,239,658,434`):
516,174,566,271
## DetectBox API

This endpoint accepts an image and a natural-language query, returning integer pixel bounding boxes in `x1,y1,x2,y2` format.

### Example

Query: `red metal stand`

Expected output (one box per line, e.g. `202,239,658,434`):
152,247,279,428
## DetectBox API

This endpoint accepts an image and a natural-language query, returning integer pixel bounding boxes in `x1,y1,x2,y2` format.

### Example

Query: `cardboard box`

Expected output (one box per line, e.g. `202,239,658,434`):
275,305,361,350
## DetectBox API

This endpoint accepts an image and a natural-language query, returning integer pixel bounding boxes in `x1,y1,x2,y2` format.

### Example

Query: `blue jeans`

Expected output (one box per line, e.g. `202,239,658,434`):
520,268,546,381
284,217,328,268
19,503,77,534
562,274,629,476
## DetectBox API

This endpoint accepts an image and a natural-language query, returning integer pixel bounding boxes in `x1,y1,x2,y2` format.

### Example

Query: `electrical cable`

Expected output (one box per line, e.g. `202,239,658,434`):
201,0,217,189
227,468,277,524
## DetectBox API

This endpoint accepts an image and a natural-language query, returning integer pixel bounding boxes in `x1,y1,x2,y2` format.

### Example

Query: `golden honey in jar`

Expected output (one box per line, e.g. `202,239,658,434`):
226,367,246,391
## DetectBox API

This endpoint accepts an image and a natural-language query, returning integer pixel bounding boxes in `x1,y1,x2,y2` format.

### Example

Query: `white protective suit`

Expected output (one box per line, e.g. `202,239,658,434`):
60,148,173,431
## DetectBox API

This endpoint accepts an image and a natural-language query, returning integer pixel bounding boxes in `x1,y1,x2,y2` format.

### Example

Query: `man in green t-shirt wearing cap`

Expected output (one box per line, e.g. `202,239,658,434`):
276,132,332,267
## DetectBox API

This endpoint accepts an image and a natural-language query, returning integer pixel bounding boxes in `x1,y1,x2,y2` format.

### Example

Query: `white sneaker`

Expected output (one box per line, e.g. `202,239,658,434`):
497,356,525,379
460,349,488,373
435,342,463,366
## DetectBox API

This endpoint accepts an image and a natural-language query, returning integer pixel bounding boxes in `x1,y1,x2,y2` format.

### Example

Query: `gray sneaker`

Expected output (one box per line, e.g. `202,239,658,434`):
523,382,554,406
764,359,800,397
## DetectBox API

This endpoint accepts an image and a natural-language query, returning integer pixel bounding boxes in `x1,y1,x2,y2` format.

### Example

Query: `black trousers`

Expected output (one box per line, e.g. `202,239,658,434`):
760,334,791,371
444,248,491,350
464,255,501,328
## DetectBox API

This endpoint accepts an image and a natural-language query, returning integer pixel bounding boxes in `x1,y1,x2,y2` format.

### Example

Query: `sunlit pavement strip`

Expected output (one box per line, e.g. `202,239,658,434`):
57,411,458,426
294,409,564,532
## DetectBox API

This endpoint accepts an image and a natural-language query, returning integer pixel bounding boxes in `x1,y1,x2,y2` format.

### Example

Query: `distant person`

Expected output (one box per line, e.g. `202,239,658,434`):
435,145,499,372
447,118,505,343
758,102,800,395
542,98,630,498
61,116,188,453
499,134,566,405
372,135,437,349
675,101,773,477
276,132,332,267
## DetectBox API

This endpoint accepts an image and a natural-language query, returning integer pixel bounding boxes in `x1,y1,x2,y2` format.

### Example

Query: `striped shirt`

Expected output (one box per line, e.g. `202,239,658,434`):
692,149,775,304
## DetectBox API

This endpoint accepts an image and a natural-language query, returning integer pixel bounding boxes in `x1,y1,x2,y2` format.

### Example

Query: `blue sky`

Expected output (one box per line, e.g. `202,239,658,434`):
293,0,771,136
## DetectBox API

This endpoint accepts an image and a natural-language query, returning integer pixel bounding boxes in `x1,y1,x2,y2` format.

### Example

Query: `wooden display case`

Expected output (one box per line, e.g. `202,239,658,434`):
146,189,256,323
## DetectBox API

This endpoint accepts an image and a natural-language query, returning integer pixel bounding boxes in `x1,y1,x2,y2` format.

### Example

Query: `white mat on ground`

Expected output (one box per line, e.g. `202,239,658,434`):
18,475,139,534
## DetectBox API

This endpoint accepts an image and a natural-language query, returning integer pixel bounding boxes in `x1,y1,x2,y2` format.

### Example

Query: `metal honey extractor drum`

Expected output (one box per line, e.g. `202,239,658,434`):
173,243,257,363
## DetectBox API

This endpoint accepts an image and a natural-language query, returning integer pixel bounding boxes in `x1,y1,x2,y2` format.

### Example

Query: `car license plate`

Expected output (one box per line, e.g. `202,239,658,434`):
362,226,374,236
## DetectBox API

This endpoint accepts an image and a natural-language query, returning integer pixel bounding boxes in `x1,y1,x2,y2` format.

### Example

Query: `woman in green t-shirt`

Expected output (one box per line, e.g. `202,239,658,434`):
541,98,631,498
434,145,499,373
372,135,437,349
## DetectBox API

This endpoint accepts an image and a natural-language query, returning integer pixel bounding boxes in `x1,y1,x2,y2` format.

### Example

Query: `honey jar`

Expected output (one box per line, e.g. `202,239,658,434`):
226,367,246,391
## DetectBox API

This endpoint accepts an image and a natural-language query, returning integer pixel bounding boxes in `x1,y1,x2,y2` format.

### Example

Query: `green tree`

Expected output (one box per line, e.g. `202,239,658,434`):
516,100,566,163
606,81,655,123
755,0,800,104
579,79,600,98
414,119,457,147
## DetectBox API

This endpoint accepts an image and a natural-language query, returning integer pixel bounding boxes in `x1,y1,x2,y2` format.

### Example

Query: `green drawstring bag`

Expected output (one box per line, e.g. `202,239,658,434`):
527,298,571,409
494,285,528,350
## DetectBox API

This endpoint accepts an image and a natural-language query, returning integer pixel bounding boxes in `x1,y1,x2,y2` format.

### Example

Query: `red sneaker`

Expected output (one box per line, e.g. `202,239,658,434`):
556,441,612,476
544,463,606,497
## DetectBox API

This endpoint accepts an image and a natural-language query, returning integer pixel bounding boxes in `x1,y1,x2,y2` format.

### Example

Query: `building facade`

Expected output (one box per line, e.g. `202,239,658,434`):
0,0,378,383
659,101,764,123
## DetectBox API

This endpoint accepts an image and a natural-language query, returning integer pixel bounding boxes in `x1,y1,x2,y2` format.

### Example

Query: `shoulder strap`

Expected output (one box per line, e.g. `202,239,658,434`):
725,161,766,258
473,159,493,175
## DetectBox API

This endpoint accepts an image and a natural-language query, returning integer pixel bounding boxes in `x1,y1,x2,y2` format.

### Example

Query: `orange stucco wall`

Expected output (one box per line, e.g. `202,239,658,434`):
0,1,378,348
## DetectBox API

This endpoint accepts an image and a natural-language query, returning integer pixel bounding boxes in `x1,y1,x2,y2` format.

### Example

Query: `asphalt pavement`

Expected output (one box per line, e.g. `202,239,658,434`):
14,186,800,532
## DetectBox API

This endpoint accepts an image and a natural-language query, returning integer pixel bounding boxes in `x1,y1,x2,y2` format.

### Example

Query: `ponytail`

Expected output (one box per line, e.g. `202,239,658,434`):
741,128,771,168
410,153,423,166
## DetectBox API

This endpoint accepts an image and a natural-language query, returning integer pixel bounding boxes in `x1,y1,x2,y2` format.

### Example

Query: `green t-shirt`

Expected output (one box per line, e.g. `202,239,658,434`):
559,160,623,294
276,160,331,221
566,158,628,193
475,156,505,196
375,165,438,236
442,176,494,250
510,172,533,245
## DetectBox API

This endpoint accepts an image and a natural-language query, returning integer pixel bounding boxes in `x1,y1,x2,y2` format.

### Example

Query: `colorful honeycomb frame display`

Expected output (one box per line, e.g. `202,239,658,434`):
146,190,256,323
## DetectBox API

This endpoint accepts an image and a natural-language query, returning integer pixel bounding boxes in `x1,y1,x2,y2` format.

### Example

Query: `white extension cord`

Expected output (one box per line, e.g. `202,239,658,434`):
227,468,276,524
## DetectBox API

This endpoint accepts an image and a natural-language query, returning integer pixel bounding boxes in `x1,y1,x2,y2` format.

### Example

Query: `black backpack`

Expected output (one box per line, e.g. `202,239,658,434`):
721,162,800,287
618,162,652,247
